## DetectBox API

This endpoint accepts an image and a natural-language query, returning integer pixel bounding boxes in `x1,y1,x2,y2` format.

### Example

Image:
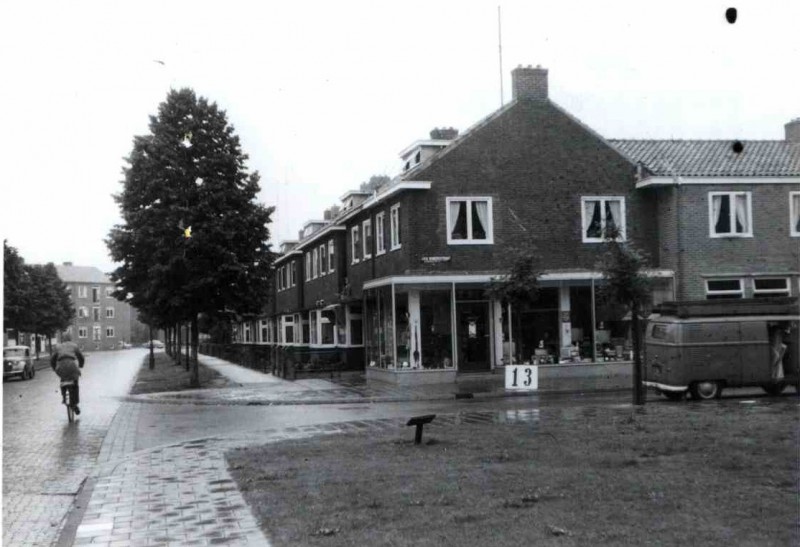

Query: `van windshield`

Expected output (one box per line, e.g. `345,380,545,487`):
4,348,26,358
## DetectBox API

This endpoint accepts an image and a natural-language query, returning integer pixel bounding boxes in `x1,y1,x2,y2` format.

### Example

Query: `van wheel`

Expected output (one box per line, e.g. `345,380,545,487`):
690,381,722,400
661,390,685,401
762,382,787,396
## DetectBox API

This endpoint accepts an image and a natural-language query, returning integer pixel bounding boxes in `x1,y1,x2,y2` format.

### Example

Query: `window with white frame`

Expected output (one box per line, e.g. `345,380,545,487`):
328,239,335,272
105,287,114,298
319,244,327,275
375,212,386,255
351,226,361,263
92,307,101,321
305,252,311,281
92,287,100,302
276,266,282,291
447,197,494,244
753,277,791,297
709,192,752,237
78,306,88,318
791,191,800,237
243,323,251,343
281,315,295,344
320,310,336,344
705,279,744,299
106,327,115,338
309,311,318,344
362,219,373,259
290,262,296,287
78,327,88,338
78,286,87,298
312,248,319,278
390,203,402,250
581,196,625,242
260,319,269,343
106,307,115,319
92,325,102,340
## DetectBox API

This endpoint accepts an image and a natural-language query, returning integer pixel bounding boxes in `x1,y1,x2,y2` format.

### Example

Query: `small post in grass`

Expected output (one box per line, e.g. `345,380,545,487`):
406,414,436,444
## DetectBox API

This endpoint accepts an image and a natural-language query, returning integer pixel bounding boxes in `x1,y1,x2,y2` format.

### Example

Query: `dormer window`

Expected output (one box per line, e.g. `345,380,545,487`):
414,151,421,164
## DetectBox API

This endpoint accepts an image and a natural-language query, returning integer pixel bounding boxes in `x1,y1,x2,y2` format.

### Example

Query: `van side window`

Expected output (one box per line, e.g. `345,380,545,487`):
651,324,671,340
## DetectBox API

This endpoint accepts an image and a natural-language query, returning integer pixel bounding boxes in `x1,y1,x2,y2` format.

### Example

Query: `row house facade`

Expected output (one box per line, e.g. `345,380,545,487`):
237,65,800,384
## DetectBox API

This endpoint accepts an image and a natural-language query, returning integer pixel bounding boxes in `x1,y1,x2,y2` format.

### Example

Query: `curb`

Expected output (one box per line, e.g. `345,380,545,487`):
121,386,630,406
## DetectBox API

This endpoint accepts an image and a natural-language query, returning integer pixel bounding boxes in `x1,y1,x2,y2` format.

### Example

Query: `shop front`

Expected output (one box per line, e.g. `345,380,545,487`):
362,272,674,385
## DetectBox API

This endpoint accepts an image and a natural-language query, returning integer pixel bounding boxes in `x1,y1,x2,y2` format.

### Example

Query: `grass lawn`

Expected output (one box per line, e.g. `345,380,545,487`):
227,401,799,547
129,351,230,394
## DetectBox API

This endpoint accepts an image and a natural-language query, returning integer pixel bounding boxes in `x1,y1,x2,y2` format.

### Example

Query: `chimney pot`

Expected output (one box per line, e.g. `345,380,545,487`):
785,118,800,143
63,261,73,266
511,64,548,101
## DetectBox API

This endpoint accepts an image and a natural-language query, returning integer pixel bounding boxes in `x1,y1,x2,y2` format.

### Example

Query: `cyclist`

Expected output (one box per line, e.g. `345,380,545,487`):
51,332,85,415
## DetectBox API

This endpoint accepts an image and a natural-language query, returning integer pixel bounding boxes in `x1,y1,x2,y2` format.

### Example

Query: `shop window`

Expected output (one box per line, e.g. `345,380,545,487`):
709,192,752,237
790,191,800,237
581,197,625,242
419,290,453,369
351,226,361,263
365,286,394,367
446,197,493,244
753,277,790,297
375,212,386,255
706,279,744,299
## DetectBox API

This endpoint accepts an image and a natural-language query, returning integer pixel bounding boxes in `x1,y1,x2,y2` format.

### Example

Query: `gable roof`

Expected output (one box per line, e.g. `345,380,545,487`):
55,265,111,284
609,139,800,177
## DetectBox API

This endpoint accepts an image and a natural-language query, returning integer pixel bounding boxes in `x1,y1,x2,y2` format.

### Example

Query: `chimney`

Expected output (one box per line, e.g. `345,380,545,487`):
323,208,332,221
298,230,304,240
785,118,800,143
511,65,548,101
63,261,73,266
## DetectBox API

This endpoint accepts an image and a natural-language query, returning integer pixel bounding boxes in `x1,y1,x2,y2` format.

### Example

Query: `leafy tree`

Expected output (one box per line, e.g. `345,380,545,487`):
598,225,652,406
107,88,275,387
3,240,29,334
18,264,73,358
358,174,390,193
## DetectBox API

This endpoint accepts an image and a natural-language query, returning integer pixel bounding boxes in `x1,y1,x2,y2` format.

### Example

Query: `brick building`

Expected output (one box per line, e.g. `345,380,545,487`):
55,263,148,351
237,66,799,384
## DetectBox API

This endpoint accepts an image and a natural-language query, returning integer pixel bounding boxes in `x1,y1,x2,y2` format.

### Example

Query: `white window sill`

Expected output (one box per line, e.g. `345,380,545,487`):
447,239,494,245
709,233,753,238
376,249,386,256
391,244,402,251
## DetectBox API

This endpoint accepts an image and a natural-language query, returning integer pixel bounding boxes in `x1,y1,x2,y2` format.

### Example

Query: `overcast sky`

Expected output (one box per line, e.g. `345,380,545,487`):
1,0,798,273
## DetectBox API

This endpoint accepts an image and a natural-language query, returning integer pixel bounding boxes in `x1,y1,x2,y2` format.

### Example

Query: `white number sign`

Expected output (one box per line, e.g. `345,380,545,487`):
505,365,538,390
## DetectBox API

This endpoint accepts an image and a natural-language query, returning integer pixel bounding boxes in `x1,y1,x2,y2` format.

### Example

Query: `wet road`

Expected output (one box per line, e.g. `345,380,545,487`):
2,348,147,546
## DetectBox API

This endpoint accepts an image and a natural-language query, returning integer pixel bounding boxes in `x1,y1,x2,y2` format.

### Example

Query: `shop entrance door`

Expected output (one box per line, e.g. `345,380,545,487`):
456,301,491,372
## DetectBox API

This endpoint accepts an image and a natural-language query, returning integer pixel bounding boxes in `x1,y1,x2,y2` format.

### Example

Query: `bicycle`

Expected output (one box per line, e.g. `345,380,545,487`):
61,380,77,422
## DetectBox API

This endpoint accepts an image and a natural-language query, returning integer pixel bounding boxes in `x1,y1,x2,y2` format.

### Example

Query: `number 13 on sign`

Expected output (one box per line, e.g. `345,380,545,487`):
505,365,538,390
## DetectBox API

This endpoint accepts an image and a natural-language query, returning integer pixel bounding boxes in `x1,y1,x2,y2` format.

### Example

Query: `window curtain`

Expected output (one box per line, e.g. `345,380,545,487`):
473,201,489,239
794,194,800,232
712,194,726,233
734,194,747,233
449,201,464,239
585,201,601,238
605,200,621,237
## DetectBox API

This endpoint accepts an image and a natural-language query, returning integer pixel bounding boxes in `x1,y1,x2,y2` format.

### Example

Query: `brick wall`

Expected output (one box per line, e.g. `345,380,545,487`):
302,232,347,308
402,99,658,274
668,183,800,300
69,283,136,349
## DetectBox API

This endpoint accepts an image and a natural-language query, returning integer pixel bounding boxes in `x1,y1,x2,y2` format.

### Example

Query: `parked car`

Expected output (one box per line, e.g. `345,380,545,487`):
645,298,800,400
3,346,36,381
141,340,165,349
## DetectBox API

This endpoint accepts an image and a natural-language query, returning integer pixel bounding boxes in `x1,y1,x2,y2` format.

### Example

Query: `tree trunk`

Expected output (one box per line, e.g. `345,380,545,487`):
632,302,645,406
148,325,155,369
190,314,200,388
184,323,190,371
176,323,182,368
34,332,40,360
